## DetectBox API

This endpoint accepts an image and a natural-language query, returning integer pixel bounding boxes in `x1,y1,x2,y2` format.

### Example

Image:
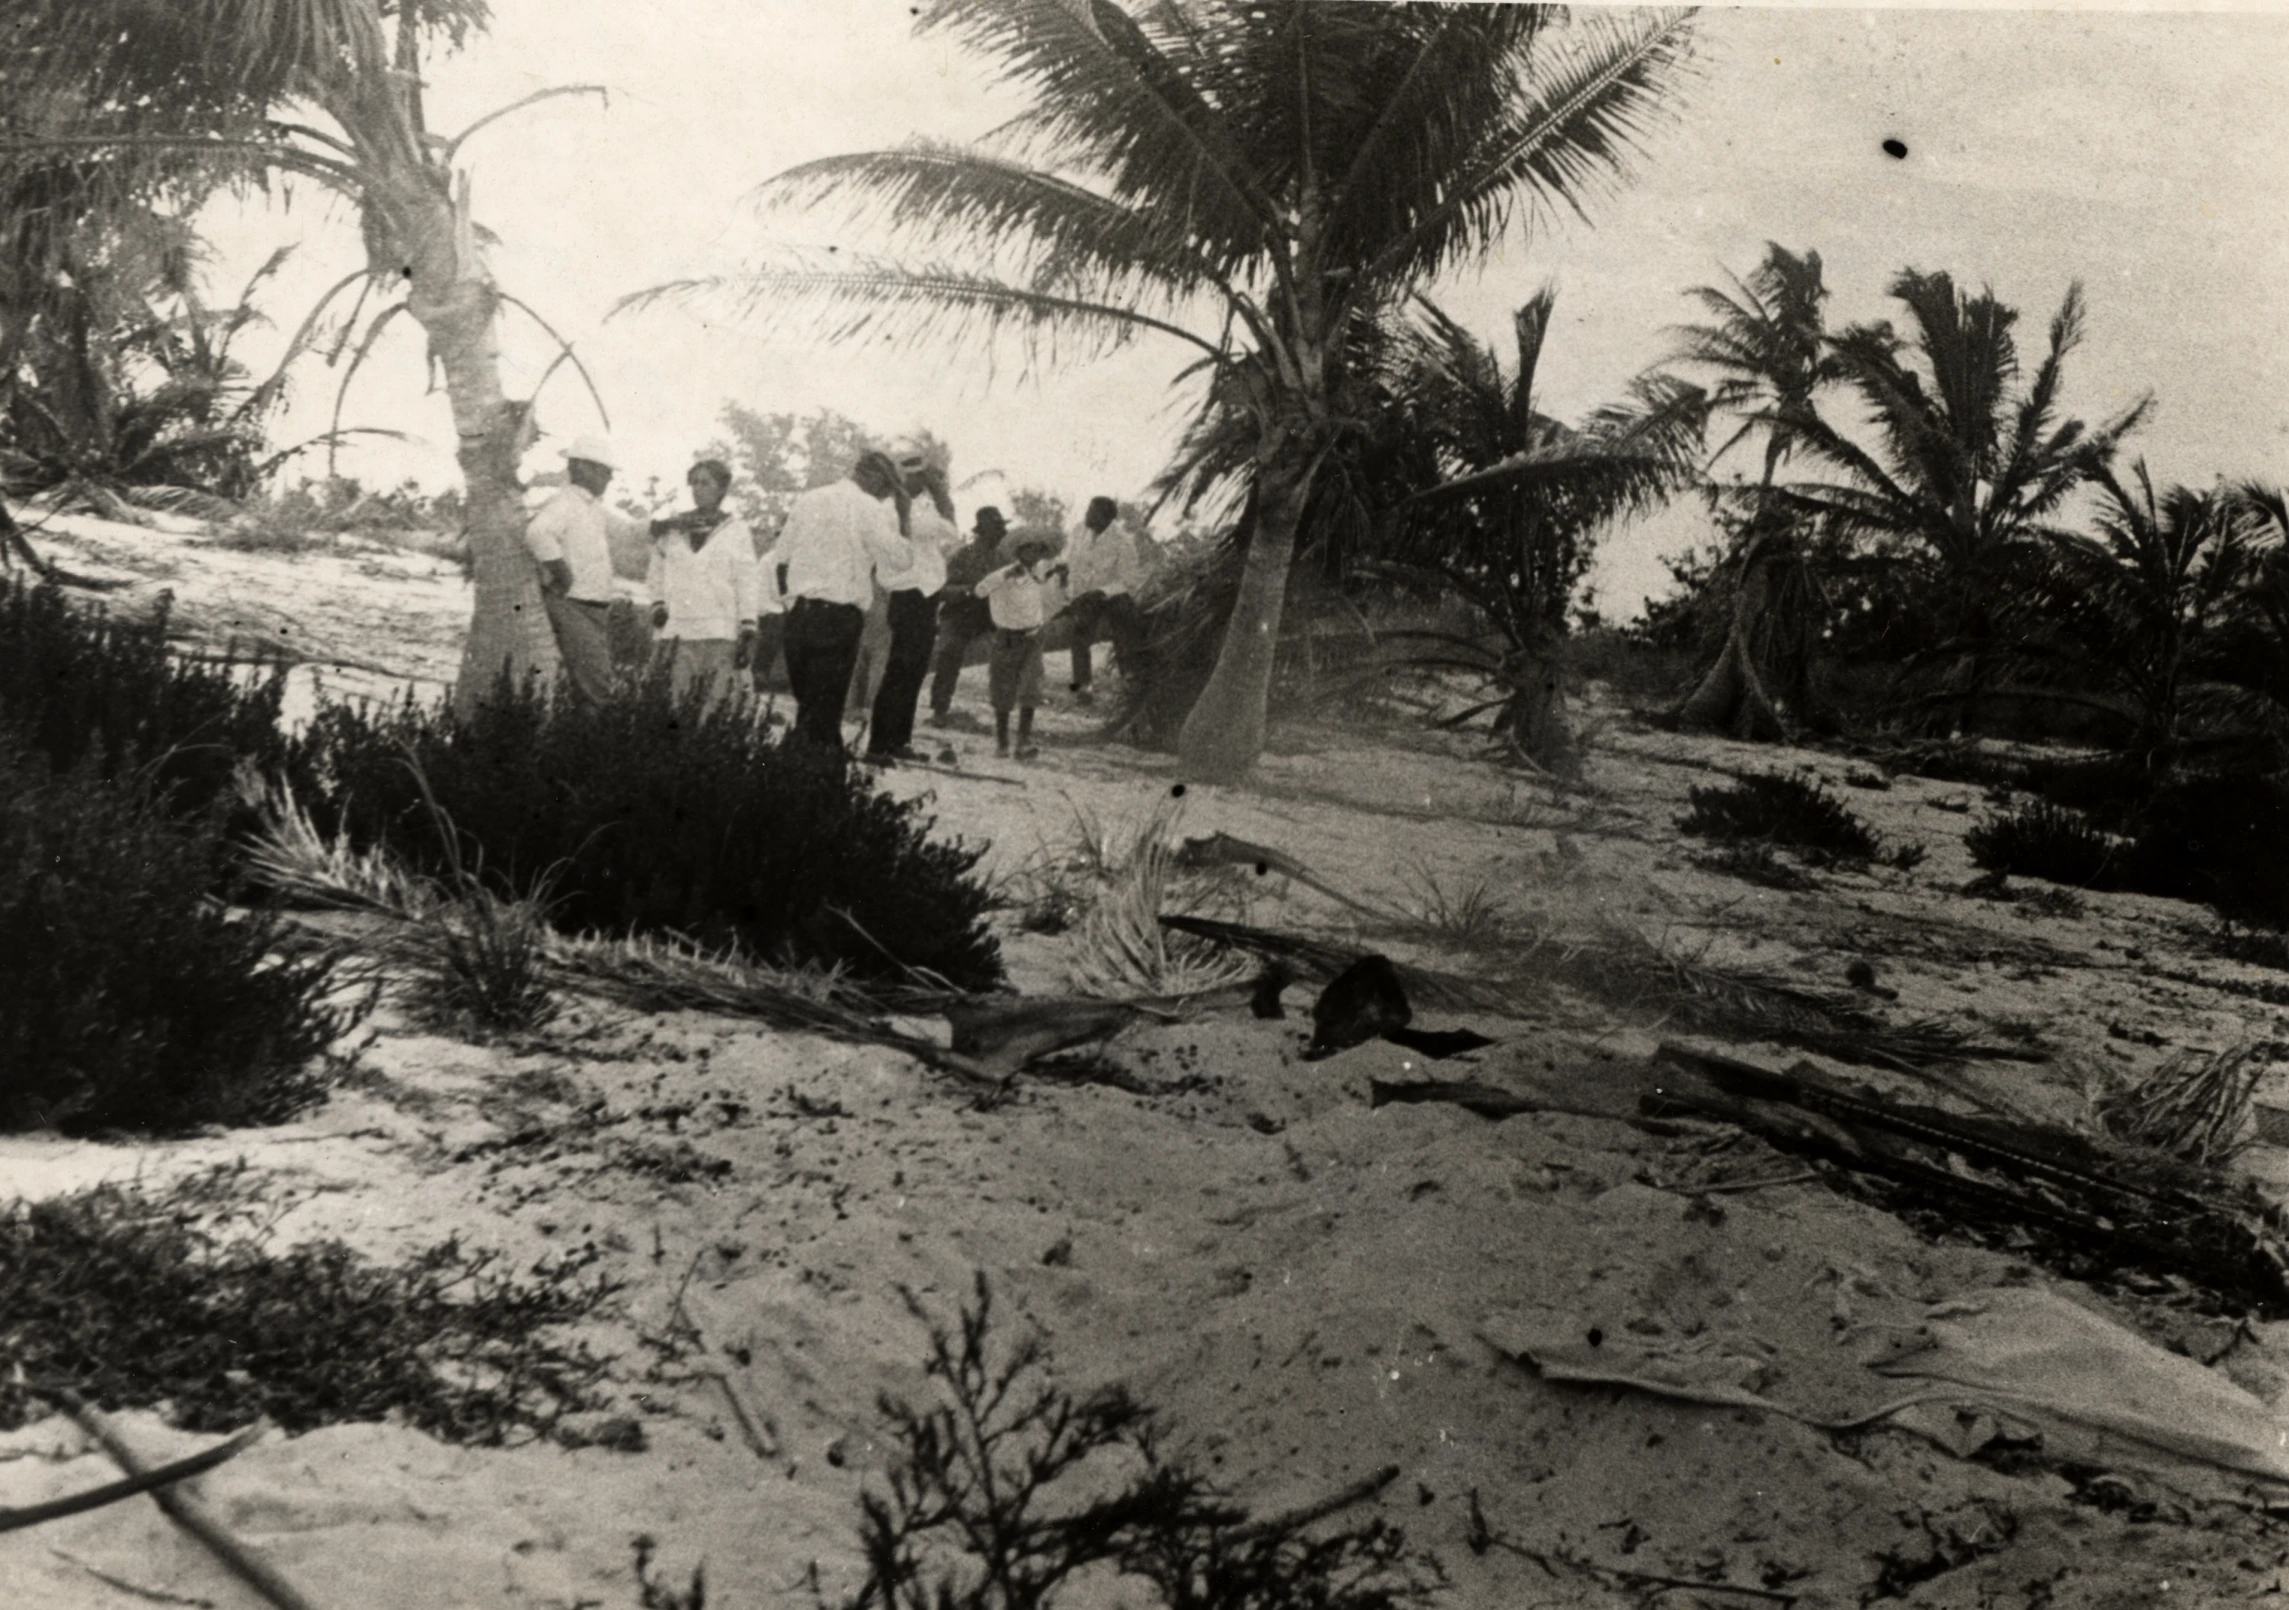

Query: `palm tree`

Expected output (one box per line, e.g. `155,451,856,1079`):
628,0,1698,782
1667,241,1832,494
1998,462,2273,765
1781,269,2149,588
1372,290,1705,767
4,1,606,713
1661,242,1835,737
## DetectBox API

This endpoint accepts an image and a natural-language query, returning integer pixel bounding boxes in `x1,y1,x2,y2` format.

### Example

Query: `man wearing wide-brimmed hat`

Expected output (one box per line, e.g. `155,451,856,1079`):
523,433,653,706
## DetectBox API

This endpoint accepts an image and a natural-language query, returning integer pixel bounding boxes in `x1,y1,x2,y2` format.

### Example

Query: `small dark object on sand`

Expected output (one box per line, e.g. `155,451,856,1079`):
1383,1025,1498,1059
1251,964,1292,1020
1306,954,1411,1060
1844,959,1899,1000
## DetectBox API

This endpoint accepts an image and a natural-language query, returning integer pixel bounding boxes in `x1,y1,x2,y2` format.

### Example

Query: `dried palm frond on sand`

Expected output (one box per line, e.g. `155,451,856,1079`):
1162,913,2031,1080
1065,792,1256,999
2091,1041,2271,1168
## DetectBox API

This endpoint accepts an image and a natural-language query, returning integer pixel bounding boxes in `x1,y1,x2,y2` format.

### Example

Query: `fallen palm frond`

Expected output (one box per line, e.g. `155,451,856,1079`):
1161,913,2036,1078
2092,1041,2270,1168
1068,791,1253,999
1650,1042,2289,1314
236,765,435,917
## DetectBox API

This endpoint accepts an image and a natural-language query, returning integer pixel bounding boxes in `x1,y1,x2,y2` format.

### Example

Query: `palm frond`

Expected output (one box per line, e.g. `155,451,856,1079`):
751,141,1241,320
1356,8,1698,296
616,248,1222,371
922,0,1277,257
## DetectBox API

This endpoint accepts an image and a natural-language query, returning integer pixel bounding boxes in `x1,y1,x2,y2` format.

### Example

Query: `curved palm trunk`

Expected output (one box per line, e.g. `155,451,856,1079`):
1177,461,1307,784
322,60,555,720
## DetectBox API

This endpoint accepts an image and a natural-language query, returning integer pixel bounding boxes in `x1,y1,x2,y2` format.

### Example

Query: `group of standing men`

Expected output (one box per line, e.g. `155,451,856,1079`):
521,433,1147,765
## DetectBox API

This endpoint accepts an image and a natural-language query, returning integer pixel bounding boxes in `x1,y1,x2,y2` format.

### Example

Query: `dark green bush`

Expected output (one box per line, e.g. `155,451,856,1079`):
0,577,296,828
1966,800,2127,890
0,1167,612,1443
1678,772,1879,860
2122,773,2289,928
294,673,1003,991
0,744,353,1133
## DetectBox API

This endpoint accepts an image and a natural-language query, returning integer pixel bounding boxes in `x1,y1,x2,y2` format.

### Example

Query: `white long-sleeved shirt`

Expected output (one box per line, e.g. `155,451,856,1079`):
1063,519,1145,598
775,479,911,608
976,560,1050,630
524,484,649,603
878,503,953,596
648,515,762,641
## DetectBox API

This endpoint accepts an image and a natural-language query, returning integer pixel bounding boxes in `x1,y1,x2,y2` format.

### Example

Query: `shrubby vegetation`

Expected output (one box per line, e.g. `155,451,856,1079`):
0,575,296,830
0,1166,613,1442
0,742,349,1132
293,673,1004,992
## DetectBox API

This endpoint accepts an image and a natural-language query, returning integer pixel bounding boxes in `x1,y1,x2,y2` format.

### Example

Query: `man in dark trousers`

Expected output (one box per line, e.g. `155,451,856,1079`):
927,505,1007,727
773,450,911,749
1057,495,1145,705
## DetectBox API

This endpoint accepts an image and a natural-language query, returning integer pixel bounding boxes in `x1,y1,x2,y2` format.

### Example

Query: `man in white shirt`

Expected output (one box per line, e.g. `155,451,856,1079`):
524,433,654,706
975,534,1057,760
866,439,955,765
1056,495,1146,706
774,449,912,748
647,458,761,712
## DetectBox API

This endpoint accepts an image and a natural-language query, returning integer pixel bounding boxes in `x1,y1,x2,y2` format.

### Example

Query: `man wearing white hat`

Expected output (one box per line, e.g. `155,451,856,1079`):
524,433,652,706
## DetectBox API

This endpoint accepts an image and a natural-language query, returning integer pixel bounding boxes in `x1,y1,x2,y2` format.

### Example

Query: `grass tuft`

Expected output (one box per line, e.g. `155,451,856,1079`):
1966,800,2125,889
1678,772,1879,861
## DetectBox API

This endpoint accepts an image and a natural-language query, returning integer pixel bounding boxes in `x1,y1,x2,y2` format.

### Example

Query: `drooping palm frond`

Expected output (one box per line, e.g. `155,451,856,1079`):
616,248,1223,371
752,142,1247,319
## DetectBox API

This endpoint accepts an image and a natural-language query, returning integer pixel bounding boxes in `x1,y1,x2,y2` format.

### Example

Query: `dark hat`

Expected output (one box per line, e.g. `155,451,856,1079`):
974,506,1008,537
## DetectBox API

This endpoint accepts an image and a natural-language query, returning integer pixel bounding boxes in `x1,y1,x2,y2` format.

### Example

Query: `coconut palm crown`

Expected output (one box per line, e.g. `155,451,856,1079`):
1776,268,2150,583
628,0,1698,782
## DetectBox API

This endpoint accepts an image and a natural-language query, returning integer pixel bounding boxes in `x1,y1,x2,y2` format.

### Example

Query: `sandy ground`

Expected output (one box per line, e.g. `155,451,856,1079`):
7,513,2289,1609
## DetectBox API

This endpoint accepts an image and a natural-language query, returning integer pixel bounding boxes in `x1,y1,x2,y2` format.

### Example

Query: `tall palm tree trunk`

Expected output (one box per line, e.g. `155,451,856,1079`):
330,85,555,717
1178,459,1308,784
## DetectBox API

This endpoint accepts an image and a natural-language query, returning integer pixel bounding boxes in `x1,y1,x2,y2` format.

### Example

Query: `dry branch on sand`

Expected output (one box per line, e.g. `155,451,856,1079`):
2090,1041,2272,1169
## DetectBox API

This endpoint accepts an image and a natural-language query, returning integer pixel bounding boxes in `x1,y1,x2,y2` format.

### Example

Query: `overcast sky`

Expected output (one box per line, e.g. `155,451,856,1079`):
205,1,2289,617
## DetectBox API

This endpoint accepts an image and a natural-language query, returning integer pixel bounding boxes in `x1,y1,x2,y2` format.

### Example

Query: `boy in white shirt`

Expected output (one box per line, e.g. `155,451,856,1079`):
647,459,760,712
974,535,1057,761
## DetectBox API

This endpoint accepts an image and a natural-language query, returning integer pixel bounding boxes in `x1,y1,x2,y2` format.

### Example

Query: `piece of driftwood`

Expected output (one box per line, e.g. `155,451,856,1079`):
0,1421,265,1536
1646,1042,2289,1311
46,1390,323,1610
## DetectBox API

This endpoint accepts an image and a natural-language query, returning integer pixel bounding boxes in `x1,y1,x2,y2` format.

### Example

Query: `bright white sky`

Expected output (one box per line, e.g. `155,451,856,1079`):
204,1,2289,618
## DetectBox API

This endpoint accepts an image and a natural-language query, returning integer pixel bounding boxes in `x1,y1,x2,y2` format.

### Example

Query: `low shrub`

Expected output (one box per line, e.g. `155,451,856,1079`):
839,1274,1437,1610
2121,773,2289,928
294,674,1002,991
1965,801,2127,890
0,1166,613,1443
1678,772,1879,861
0,745,354,1133
0,577,296,829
